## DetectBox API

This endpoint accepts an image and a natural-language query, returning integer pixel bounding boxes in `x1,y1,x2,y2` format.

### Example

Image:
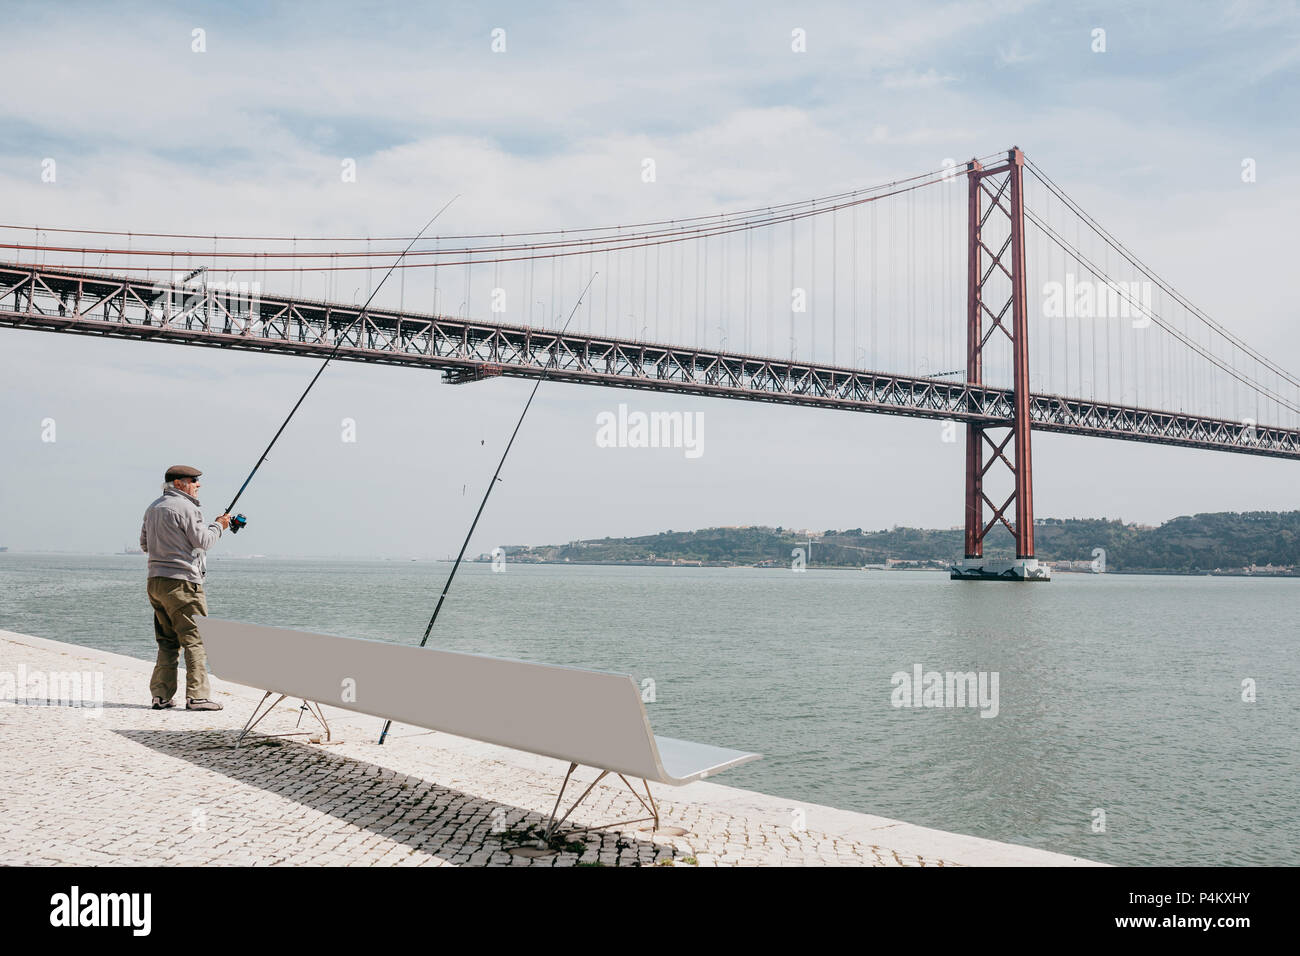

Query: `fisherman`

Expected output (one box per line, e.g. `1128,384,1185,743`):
139,465,231,711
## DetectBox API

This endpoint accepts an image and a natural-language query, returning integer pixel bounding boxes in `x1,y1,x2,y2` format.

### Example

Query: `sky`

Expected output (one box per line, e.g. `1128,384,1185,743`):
1,0,1299,557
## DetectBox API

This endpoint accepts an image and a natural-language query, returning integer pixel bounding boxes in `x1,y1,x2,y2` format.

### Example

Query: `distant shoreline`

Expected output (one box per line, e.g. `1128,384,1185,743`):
478,513,1300,579
3,550,1295,578
470,558,1296,578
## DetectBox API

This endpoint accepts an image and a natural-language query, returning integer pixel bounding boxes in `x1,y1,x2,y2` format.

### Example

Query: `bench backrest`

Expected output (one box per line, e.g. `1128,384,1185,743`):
199,618,680,782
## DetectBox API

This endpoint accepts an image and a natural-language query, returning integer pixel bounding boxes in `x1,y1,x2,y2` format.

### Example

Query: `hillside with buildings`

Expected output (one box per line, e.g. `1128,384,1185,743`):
481,512,1300,575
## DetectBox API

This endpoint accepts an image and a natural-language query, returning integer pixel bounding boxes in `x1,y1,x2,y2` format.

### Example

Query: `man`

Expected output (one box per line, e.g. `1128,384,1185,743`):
139,465,231,711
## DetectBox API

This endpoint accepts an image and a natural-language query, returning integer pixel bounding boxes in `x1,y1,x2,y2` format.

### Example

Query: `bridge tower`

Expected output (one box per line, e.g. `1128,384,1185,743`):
951,147,1049,581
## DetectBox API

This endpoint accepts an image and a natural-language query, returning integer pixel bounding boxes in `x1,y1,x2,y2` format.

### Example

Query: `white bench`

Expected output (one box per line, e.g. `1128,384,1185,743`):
198,618,760,839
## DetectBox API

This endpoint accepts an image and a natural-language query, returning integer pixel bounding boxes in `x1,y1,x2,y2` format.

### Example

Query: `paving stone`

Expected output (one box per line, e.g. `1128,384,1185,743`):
1,630,1097,867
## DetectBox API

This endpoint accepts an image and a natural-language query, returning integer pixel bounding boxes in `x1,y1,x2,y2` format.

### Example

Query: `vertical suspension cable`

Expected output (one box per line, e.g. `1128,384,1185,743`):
852,197,858,368
785,214,795,361
887,197,893,374
911,189,917,375
744,225,751,352
810,200,817,362
722,215,728,350
655,227,663,341
681,219,691,348
696,222,707,353
759,210,769,358
699,227,706,352
871,201,876,370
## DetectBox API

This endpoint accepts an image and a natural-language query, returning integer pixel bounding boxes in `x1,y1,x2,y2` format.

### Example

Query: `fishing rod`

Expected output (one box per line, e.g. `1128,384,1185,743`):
378,271,598,745
219,196,459,532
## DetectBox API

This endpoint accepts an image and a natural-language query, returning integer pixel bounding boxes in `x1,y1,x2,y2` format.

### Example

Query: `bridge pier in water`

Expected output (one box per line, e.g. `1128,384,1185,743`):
951,147,1050,582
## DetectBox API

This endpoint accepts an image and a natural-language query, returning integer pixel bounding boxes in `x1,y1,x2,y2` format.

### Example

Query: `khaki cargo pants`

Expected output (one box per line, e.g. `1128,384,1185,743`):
147,577,210,701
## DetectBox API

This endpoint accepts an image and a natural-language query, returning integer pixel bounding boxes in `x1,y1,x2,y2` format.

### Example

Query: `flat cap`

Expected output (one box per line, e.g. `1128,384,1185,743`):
164,464,203,481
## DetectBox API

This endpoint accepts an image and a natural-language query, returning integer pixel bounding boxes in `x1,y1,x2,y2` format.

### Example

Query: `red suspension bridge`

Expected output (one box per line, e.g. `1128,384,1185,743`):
3,147,1297,580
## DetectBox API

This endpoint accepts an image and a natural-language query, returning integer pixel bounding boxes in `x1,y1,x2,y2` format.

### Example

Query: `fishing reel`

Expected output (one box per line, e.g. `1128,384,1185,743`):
229,513,249,535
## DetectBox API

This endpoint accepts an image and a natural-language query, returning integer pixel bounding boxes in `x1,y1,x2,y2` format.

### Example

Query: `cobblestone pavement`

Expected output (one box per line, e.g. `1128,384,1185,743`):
0,631,975,867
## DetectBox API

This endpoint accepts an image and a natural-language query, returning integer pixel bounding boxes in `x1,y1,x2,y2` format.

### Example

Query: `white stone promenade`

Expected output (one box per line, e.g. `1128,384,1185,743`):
0,629,1101,867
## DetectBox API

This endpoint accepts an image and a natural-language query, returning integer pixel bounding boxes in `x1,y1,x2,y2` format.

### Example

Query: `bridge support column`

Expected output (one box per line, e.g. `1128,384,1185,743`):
952,147,1049,582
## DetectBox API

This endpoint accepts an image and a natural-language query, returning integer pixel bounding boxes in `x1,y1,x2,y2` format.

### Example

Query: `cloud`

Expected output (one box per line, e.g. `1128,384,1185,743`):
995,40,1037,66
881,69,956,89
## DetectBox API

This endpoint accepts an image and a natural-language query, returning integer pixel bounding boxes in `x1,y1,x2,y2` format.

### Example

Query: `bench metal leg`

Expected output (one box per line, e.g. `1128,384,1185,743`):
233,692,331,749
542,763,579,839
297,699,332,741
618,774,659,831
539,765,659,844
235,692,287,749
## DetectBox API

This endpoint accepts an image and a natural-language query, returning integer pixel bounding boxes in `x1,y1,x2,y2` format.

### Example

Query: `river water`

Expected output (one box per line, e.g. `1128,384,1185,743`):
1,552,1295,866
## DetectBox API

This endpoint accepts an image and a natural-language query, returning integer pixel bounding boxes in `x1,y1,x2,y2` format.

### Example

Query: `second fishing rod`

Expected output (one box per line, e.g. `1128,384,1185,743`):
378,271,597,745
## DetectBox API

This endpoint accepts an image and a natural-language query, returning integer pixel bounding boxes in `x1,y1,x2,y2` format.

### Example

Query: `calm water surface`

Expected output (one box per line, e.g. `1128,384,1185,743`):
1,552,1295,866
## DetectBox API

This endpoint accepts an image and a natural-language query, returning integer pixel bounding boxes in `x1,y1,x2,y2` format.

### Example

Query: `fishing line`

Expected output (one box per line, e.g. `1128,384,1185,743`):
220,196,459,523
378,271,599,745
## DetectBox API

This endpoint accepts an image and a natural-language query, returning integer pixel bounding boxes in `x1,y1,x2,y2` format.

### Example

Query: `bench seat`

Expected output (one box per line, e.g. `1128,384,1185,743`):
198,618,760,786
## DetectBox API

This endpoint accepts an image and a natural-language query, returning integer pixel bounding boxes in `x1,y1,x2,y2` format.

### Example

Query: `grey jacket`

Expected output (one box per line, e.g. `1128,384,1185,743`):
140,484,223,583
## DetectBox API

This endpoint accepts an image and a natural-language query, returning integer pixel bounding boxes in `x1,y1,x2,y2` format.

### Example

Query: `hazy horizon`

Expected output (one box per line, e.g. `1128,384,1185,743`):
2,506,1286,562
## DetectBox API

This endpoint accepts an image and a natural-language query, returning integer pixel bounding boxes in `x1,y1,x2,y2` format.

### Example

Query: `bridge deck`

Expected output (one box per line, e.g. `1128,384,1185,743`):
3,261,1297,460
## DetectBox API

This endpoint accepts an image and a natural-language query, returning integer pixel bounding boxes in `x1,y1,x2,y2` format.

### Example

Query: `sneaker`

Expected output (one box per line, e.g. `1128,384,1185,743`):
151,697,175,710
186,698,223,711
